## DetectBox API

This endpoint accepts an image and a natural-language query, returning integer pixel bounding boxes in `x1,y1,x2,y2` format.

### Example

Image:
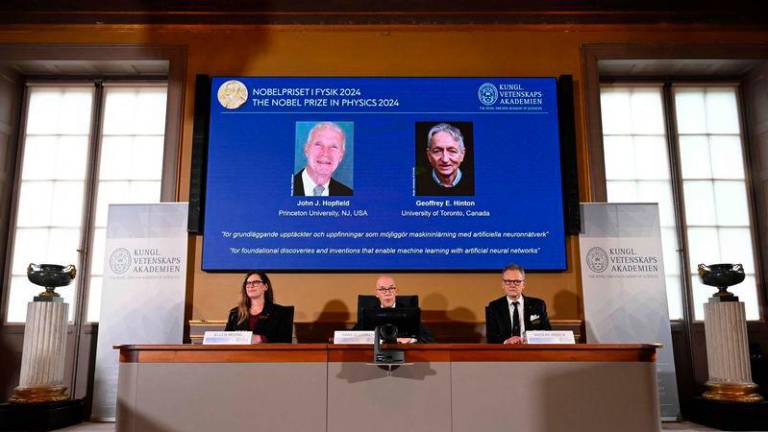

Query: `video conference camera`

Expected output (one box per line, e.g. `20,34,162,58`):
374,324,405,364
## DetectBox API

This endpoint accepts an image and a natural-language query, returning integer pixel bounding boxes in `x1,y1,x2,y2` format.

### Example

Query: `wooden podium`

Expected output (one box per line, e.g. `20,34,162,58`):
116,344,660,432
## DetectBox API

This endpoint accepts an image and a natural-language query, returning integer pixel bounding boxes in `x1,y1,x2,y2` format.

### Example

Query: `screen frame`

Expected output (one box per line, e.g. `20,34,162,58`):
197,75,576,273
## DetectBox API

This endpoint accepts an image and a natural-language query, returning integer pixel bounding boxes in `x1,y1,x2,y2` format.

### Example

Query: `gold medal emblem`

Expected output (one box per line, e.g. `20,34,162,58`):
217,80,248,109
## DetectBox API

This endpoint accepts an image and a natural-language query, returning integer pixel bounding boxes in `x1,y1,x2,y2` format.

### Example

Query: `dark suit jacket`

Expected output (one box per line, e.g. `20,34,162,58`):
415,171,474,196
292,169,353,196
485,295,551,344
352,297,434,343
225,303,294,343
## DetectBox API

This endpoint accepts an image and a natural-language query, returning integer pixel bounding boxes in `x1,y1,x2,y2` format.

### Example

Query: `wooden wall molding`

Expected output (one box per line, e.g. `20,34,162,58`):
1,1,766,25
118,343,657,363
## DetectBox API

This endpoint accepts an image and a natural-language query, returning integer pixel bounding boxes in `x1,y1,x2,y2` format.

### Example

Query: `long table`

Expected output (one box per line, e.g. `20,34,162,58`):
116,344,660,432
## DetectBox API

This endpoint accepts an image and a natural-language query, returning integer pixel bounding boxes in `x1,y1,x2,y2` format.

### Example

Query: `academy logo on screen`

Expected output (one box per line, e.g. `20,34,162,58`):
478,82,546,112
217,80,248,110
109,248,132,275
477,83,499,106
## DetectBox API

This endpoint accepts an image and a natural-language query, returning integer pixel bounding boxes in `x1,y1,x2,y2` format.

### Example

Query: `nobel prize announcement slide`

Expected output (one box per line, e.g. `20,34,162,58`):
203,77,566,271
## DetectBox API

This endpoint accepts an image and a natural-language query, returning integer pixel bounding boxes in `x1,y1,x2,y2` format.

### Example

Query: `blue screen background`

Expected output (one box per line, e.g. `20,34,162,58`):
203,77,566,271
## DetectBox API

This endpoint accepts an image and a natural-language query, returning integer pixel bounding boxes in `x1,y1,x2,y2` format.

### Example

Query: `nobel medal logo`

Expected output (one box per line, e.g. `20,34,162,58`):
478,83,499,106
217,80,248,110
109,248,132,275
586,247,609,273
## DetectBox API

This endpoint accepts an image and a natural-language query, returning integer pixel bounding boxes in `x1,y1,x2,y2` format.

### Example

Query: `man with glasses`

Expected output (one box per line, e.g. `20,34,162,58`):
353,275,434,343
485,263,551,344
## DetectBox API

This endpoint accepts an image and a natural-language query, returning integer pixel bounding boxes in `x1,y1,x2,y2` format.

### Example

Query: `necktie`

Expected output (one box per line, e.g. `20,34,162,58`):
313,185,325,196
512,301,521,337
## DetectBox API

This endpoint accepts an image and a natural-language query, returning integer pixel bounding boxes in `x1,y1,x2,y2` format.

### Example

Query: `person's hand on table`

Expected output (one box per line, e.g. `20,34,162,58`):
397,337,417,344
503,336,524,345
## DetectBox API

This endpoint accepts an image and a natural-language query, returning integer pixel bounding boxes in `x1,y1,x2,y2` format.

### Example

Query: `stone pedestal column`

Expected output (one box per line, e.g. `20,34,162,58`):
703,299,762,403
9,301,70,403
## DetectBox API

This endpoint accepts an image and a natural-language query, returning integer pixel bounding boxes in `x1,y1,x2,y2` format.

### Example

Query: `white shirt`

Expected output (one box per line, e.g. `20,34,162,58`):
301,169,330,197
507,295,525,337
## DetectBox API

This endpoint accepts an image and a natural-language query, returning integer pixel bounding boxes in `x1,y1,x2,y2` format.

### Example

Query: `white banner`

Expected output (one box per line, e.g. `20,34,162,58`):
579,202,680,420
91,203,188,420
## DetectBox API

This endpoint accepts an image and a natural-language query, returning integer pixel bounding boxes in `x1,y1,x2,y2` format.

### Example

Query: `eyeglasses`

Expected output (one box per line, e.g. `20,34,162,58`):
502,279,525,286
376,286,397,293
245,280,265,288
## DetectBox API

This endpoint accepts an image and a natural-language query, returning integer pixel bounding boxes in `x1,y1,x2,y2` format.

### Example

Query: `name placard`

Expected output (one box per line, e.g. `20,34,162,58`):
203,331,252,345
333,330,375,344
525,330,576,344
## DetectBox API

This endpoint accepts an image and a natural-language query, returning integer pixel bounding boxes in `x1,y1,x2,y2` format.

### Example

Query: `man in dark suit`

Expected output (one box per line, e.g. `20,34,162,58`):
292,121,353,196
486,263,551,344
353,275,434,343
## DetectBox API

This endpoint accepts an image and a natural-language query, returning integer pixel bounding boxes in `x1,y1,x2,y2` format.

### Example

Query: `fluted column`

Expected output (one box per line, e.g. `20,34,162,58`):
703,300,762,402
9,301,70,403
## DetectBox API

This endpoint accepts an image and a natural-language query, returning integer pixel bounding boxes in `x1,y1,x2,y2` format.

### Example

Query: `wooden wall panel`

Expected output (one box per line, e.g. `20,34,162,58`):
0,25,767,329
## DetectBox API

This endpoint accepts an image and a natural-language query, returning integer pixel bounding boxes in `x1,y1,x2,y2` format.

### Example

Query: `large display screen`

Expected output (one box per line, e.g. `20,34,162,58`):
203,77,566,271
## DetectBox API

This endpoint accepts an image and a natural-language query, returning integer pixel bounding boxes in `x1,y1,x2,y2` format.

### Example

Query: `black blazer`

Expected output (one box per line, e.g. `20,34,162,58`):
292,169,353,196
225,303,294,343
352,297,434,343
485,295,551,344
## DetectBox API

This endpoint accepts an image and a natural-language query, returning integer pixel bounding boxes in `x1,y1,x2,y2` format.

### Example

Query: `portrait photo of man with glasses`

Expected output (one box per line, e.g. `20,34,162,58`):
485,263,551,344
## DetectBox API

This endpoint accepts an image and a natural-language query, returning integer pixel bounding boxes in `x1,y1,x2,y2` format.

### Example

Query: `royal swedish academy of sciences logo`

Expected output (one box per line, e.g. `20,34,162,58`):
586,247,609,273
109,248,132,275
477,83,499,106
